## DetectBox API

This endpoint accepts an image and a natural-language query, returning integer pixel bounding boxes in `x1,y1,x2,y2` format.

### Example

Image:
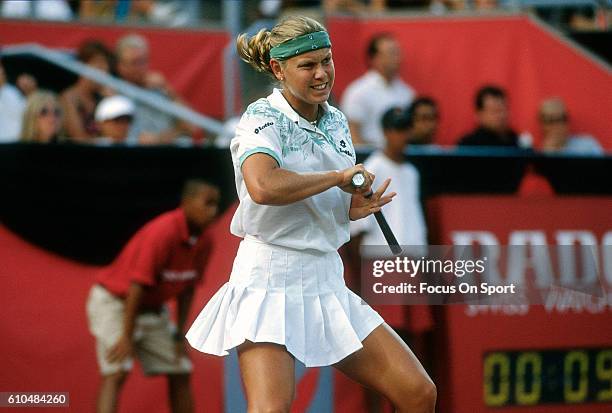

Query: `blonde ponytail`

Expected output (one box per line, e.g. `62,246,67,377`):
236,29,273,74
236,16,327,75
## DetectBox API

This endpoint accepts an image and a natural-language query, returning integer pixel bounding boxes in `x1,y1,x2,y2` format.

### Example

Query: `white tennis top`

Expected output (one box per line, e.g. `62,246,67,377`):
340,70,415,148
230,88,356,252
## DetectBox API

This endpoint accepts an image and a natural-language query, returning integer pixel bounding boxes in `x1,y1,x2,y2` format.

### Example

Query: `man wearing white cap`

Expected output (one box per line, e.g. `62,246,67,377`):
94,95,135,145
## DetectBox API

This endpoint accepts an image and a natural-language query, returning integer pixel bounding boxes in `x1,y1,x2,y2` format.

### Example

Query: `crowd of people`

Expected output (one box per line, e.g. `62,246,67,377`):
1,0,608,33
0,34,197,145
0,27,605,155
338,33,604,155
0,1,607,151
0,0,203,26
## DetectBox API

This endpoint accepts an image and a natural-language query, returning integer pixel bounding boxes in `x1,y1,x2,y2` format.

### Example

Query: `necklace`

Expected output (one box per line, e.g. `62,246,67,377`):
309,106,321,126
280,91,320,126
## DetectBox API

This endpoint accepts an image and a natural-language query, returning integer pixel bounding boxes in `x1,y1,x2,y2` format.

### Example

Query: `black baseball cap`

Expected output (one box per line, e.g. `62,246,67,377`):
381,107,411,130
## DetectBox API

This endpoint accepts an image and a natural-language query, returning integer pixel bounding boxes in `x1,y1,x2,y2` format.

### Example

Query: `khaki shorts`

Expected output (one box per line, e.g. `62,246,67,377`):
86,285,192,376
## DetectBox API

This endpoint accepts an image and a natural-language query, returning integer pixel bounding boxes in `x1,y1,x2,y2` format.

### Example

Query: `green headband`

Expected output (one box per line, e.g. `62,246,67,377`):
269,31,332,60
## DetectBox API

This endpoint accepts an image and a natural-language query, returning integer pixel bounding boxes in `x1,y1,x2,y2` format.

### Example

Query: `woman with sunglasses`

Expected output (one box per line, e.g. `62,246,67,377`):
187,16,436,413
20,90,63,143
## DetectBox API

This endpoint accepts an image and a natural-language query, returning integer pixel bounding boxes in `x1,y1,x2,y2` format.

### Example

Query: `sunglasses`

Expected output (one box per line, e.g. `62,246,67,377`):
39,107,62,117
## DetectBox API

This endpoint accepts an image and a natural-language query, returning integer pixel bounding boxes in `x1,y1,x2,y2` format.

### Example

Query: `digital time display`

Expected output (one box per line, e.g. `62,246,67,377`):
483,348,612,407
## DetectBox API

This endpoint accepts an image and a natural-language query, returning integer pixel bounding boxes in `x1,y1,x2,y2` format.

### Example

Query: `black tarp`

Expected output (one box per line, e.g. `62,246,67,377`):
0,143,235,264
1,144,610,265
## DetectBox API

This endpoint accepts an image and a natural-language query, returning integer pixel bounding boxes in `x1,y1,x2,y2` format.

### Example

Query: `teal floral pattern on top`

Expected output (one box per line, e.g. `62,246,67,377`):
245,99,301,157
244,98,354,162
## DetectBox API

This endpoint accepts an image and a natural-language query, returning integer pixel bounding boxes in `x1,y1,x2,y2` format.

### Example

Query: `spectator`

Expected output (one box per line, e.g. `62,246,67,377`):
129,0,200,27
474,0,497,11
568,7,600,31
20,90,63,143
340,33,415,147
86,179,220,413
1,0,73,20
0,57,27,142
15,72,38,97
93,95,135,145
407,96,439,145
322,0,369,14
60,39,114,142
539,97,603,155
457,85,519,147
367,0,431,12
350,107,427,255
115,33,195,145
435,0,467,12
257,0,282,19
348,106,432,411
79,0,129,22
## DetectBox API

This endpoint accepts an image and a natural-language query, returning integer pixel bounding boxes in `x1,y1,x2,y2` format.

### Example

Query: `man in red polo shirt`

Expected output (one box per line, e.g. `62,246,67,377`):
86,179,220,413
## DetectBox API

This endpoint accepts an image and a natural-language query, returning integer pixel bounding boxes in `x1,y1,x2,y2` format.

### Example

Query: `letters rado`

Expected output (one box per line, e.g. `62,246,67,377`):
452,230,612,315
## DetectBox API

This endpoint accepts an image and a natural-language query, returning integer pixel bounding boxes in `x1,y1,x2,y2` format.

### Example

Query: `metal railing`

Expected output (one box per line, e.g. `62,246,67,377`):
1,43,225,137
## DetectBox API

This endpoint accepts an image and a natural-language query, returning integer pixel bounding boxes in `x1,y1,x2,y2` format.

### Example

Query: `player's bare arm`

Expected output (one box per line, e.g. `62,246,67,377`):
242,153,374,205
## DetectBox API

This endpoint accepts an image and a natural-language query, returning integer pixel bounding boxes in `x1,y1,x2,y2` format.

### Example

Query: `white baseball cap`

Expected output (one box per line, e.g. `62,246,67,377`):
95,95,135,122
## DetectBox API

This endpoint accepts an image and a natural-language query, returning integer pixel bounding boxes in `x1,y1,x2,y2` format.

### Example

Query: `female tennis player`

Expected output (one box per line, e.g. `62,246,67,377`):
186,16,436,413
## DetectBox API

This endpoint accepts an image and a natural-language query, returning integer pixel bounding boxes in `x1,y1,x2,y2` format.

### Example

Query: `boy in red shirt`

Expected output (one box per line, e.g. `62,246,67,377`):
86,179,220,413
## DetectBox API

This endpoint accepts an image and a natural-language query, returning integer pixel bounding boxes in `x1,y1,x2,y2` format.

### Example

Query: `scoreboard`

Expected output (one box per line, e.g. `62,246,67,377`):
484,348,612,407
429,196,612,413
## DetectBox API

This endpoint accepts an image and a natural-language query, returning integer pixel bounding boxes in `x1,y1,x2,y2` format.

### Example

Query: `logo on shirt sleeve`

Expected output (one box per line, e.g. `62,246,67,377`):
254,122,274,134
338,139,353,157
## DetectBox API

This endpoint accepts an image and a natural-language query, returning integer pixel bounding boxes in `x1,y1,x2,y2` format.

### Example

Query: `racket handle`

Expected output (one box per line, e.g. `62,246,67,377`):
355,174,403,256
372,207,403,256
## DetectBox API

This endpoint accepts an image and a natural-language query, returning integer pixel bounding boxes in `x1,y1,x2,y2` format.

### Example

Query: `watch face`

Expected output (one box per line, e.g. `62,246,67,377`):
352,173,366,187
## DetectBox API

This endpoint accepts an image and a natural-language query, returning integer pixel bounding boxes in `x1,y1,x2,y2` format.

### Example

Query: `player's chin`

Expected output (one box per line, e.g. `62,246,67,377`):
308,89,331,103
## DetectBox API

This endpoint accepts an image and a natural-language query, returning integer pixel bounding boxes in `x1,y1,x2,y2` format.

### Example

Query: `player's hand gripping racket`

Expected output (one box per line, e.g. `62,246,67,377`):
352,171,403,256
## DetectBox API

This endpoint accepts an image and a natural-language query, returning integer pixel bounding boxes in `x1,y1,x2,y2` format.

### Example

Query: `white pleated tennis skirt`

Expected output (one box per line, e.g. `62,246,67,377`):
186,236,383,367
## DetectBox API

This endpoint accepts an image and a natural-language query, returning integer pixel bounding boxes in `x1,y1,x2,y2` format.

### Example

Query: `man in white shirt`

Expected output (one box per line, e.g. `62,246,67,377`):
350,107,427,253
340,33,415,148
115,34,195,145
348,106,429,332
348,106,432,412
0,59,26,142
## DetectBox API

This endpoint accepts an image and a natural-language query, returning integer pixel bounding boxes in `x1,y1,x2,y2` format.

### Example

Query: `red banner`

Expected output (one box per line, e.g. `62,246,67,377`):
0,19,228,118
3,16,609,148
0,207,237,412
2,195,612,411
428,195,612,413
